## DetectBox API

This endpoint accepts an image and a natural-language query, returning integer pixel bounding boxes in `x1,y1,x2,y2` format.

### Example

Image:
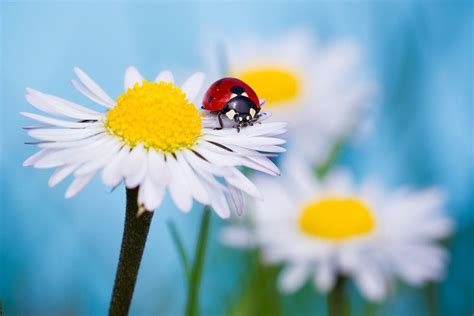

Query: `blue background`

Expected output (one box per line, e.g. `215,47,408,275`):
1,1,472,315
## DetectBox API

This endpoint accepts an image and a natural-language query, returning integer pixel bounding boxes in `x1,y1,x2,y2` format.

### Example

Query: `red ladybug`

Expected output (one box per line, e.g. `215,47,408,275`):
202,78,262,131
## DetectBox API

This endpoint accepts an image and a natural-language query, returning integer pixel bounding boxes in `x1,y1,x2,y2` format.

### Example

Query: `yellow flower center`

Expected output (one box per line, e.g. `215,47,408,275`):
299,198,375,240
105,80,201,152
233,66,301,107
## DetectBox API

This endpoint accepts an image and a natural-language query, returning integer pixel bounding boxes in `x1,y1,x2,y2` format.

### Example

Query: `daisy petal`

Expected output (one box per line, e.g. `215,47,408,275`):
74,67,115,106
124,66,144,90
181,72,205,103
139,176,166,211
176,152,210,205
102,146,130,187
167,154,193,212
355,264,387,302
314,260,336,292
155,70,174,84
49,164,78,187
28,127,104,142
21,112,98,128
65,173,95,199
225,169,262,199
225,183,245,216
278,265,308,293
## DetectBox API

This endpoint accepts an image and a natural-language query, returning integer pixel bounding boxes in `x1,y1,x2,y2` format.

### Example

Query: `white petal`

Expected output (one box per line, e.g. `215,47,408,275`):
193,145,240,167
21,112,98,128
26,88,102,120
155,70,174,84
204,122,288,137
147,149,170,187
74,140,121,176
354,265,387,302
102,146,130,187
278,265,308,293
74,67,115,106
314,261,336,293
139,176,166,211
71,79,113,108
225,169,262,199
122,144,147,188
28,126,104,142
33,136,112,168
203,134,286,147
205,181,230,218
124,66,144,90
167,154,193,212
38,133,106,149
176,152,210,205
23,149,54,167
181,72,205,102
182,149,231,177
49,164,78,187
225,183,244,216
65,173,95,199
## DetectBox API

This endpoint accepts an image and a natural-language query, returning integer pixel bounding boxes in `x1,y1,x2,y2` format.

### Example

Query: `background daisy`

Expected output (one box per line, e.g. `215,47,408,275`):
221,157,454,302
219,30,377,164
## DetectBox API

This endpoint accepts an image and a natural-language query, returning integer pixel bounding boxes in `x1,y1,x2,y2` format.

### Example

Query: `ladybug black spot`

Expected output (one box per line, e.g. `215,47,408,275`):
207,95,214,103
231,85,245,95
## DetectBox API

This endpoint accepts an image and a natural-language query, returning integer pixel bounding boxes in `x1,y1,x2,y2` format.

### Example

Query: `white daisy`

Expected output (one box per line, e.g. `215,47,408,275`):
221,30,376,164
22,66,287,218
221,159,453,301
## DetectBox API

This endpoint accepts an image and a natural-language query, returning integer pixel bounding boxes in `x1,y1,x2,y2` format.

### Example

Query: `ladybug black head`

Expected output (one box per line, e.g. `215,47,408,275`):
222,95,260,127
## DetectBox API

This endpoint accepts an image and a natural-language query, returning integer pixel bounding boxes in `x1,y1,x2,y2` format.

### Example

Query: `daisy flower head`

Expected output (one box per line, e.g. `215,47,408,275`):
221,159,453,301
221,30,377,164
22,67,287,218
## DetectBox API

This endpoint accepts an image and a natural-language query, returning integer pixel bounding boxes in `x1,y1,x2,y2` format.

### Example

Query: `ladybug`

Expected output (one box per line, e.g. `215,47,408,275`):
202,78,262,131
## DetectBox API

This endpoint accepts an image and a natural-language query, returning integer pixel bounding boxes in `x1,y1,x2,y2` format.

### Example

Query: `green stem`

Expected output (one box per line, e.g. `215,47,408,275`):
228,251,281,316
109,188,154,316
328,276,350,316
185,207,212,316
316,140,344,179
424,282,439,316
167,221,191,282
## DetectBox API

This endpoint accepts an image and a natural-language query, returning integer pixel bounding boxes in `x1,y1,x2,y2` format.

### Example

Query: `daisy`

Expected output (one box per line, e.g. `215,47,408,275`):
22,66,287,218
221,30,377,164
221,159,453,301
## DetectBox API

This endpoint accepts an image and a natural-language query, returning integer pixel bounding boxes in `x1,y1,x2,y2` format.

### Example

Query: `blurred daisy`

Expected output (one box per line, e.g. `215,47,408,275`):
223,30,376,164
221,160,453,301
22,67,287,218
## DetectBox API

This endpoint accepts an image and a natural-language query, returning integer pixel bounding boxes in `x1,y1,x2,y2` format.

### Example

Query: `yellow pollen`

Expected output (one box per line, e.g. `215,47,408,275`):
299,198,375,240
105,80,201,152
233,66,301,107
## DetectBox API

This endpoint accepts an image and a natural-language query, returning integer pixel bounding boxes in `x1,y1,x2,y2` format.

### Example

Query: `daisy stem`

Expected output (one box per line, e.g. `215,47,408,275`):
328,276,350,316
109,188,154,316
316,140,344,179
185,206,212,316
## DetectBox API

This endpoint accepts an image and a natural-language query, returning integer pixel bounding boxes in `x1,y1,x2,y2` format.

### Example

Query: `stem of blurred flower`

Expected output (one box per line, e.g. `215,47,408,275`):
315,140,344,179
109,188,154,316
168,221,191,281
185,207,212,316
227,251,281,316
328,276,350,316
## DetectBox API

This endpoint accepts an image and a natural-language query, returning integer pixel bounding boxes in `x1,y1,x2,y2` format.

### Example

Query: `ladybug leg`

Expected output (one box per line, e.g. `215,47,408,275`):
213,112,224,130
